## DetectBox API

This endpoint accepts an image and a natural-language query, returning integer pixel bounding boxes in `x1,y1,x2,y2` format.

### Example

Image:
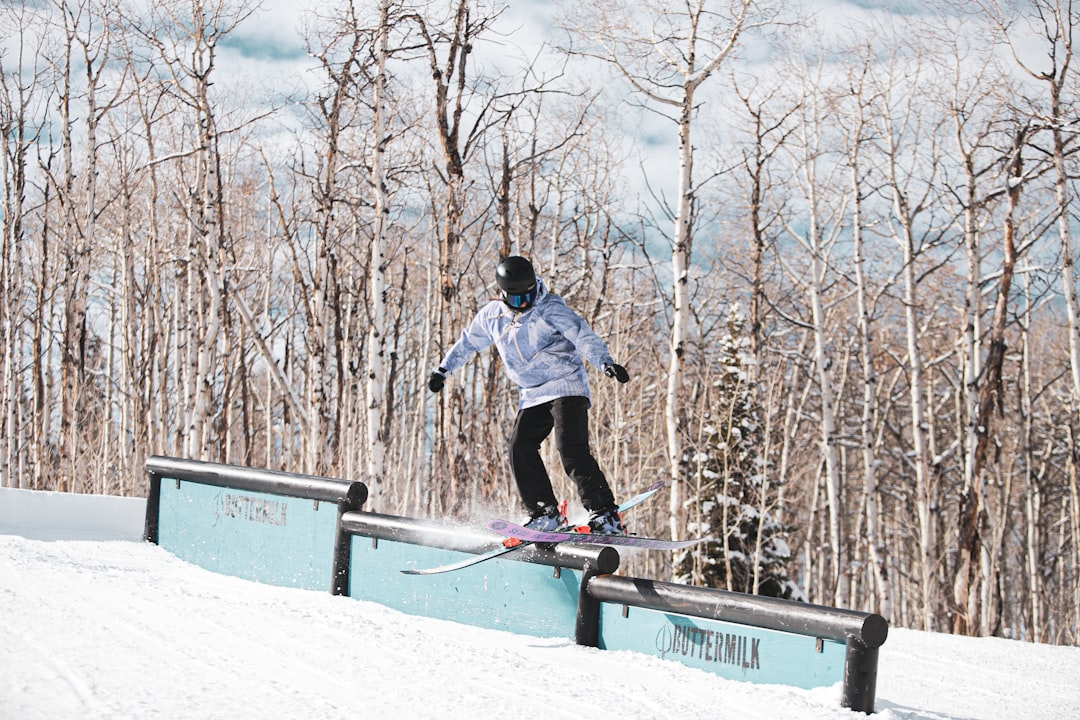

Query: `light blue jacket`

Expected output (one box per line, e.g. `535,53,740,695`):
438,278,615,409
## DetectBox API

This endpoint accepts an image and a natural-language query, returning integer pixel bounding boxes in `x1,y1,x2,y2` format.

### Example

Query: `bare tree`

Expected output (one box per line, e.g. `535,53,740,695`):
957,124,1030,635
867,30,955,629
924,6,1023,635
411,0,490,511
563,0,770,540
411,0,557,514
364,0,395,505
958,0,1080,636
987,3,1080,618
773,47,850,605
835,39,893,616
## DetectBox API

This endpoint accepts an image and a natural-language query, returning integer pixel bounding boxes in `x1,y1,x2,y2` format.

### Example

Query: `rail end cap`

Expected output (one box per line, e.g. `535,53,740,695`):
860,613,889,648
345,482,368,509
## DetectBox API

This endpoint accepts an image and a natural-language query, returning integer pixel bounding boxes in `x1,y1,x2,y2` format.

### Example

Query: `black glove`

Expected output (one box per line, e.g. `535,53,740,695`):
604,363,630,383
428,368,447,393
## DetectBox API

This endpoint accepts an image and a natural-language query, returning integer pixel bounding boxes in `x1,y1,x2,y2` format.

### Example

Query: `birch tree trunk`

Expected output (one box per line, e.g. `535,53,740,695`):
365,0,393,507
900,209,936,629
129,28,169,467
0,106,14,489
942,29,1016,634
1020,276,1044,642
772,50,848,604
1040,10,1080,552
804,199,843,604
843,53,891,615
666,87,695,541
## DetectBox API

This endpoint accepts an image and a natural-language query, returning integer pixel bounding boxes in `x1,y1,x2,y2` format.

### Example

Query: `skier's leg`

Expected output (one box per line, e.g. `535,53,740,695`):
509,402,558,513
552,395,616,512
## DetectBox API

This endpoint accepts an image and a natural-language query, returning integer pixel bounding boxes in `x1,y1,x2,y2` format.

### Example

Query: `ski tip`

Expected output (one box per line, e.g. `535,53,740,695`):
401,564,455,575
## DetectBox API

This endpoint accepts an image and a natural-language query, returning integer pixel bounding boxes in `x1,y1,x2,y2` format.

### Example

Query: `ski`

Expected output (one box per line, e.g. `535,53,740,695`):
400,480,666,576
486,521,705,551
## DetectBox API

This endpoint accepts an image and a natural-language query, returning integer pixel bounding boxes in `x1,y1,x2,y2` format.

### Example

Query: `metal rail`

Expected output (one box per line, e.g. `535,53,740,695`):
583,575,886,713
145,457,886,713
340,509,620,574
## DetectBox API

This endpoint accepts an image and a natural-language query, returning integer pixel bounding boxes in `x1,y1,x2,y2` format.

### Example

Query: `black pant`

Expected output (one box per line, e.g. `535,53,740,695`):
509,396,615,514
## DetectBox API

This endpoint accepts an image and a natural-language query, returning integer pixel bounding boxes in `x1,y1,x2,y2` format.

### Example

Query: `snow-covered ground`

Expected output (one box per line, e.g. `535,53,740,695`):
2,488,1079,720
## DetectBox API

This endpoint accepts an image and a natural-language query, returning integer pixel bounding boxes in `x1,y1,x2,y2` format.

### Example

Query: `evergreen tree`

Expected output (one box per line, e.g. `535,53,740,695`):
675,305,803,600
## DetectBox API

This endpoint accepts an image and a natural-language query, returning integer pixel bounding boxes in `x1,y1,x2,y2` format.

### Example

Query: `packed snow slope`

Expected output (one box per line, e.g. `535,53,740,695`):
2,488,1079,720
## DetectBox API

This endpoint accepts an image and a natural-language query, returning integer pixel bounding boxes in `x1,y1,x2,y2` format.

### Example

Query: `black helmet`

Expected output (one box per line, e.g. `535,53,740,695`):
495,256,537,309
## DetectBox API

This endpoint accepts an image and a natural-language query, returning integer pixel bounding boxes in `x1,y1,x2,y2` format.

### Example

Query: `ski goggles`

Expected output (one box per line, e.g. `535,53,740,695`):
501,286,536,309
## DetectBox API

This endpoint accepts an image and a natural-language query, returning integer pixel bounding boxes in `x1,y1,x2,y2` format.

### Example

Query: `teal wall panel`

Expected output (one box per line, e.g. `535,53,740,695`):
599,604,846,689
350,537,581,638
157,479,337,591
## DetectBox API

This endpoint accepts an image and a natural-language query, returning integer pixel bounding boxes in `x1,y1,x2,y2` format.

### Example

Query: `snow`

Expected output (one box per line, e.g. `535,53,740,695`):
2,488,1079,720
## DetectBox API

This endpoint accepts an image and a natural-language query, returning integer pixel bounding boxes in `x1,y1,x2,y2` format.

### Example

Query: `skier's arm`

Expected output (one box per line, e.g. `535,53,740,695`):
543,300,630,383
544,301,624,374
428,306,497,392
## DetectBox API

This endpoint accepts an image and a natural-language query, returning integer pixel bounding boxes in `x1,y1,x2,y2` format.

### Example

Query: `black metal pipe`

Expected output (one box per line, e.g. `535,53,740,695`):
843,638,880,714
340,509,619,574
143,471,162,543
586,575,887,648
145,455,367,506
331,501,357,596
574,559,605,647
341,510,497,552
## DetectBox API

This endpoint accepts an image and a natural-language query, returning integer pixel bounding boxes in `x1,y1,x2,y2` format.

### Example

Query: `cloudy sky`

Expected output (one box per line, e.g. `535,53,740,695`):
208,0,943,204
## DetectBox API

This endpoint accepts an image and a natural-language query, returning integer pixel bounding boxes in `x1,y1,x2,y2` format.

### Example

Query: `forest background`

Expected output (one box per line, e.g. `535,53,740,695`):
2,0,1079,647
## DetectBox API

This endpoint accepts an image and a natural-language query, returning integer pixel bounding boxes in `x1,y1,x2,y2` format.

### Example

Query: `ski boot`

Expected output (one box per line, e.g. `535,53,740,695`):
523,503,564,532
502,503,566,548
584,506,624,535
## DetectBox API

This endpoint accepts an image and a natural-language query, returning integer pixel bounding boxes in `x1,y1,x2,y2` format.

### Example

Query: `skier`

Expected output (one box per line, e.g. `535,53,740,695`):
427,256,631,534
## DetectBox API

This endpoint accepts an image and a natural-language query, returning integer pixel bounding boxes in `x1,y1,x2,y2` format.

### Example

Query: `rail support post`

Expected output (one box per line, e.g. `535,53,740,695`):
843,636,880,714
